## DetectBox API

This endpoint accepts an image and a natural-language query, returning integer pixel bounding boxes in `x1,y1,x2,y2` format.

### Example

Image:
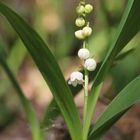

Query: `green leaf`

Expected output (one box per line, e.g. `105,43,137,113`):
7,39,27,74
0,2,82,140
0,56,43,140
89,75,140,139
115,48,135,61
85,0,140,138
41,63,102,130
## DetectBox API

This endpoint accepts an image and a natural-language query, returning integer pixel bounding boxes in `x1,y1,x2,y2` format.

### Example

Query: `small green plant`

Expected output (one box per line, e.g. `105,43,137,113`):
0,0,140,140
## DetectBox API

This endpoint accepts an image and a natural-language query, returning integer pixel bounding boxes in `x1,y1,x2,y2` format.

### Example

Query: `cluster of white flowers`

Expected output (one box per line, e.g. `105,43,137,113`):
68,2,97,87
78,48,96,71
78,48,97,71
69,49,97,87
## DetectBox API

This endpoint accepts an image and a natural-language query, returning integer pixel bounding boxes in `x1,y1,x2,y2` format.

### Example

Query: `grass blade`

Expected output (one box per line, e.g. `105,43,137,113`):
89,75,140,139
0,2,82,140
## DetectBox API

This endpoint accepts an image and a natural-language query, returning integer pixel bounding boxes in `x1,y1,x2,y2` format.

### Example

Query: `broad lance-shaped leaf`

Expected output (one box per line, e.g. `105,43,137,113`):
88,75,140,139
0,2,82,140
83,0,140,139
0,48,43,140
115,48,135,62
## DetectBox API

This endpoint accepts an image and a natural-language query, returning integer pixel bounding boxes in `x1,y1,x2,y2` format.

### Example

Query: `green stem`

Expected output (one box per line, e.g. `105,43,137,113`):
83,68,89,140
81,0,86,3
83,41,86,48
0,58,43,140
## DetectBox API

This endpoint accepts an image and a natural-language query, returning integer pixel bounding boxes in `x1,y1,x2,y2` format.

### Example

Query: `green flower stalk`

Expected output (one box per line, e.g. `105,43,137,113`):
68,1,97,140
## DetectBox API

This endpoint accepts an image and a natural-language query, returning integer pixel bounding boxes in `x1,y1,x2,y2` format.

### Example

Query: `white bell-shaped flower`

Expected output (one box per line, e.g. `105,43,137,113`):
68,71,84,87
78,48,90,60
84,58,97,71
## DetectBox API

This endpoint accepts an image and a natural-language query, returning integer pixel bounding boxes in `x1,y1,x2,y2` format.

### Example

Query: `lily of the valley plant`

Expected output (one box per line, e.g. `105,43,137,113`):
0,0,140,140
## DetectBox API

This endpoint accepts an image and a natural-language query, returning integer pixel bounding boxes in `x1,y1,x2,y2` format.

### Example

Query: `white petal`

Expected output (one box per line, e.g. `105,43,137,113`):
77,80,84,85
71,81,78,87
68,80,72,85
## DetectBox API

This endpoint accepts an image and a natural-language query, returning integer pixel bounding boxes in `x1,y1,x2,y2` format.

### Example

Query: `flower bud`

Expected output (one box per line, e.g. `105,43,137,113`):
75,17,85,27
84,58,97,71
85,4,93,14
82,26,92,37
75,30,85,40
78,48,90,60
76,5,85,15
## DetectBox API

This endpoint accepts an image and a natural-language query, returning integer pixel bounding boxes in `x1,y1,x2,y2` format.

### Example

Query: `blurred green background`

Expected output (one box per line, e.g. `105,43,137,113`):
0,0,140,140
